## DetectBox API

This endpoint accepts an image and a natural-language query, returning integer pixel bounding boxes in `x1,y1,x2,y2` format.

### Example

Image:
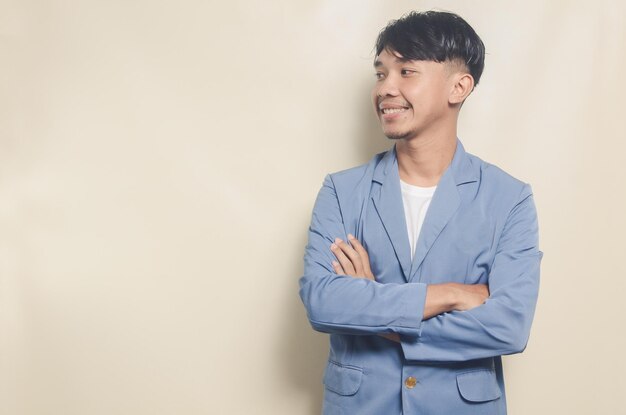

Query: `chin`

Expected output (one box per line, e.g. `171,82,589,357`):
383,129,412,141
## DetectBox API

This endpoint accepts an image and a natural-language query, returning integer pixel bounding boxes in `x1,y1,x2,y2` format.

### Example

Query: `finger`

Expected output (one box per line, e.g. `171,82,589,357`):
347,234,373,276
332,260,345,276
331,242,356,274
334,238,364,275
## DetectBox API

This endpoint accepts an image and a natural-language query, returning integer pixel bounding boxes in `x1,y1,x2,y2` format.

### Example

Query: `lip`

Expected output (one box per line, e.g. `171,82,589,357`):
378,102,410,110
377,98,410,110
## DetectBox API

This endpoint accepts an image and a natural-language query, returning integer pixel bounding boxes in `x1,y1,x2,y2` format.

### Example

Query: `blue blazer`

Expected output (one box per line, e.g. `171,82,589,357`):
299,139,543,415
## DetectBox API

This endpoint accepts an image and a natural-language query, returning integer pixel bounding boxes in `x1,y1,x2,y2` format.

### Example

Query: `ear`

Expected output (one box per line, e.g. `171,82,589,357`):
449,73,475,105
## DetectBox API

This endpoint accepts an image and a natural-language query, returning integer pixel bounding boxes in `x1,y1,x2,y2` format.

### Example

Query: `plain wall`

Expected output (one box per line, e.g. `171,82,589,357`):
1,0,625,414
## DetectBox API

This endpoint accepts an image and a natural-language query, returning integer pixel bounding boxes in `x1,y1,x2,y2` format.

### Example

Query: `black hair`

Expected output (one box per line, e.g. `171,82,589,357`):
374,10,486,86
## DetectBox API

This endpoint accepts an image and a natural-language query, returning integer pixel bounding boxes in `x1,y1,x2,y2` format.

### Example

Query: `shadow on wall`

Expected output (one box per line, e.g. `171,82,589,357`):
279,224,327,415
279,86,390,414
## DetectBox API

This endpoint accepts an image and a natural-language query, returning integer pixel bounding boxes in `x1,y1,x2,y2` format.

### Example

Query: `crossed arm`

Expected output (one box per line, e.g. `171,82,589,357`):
299,175,541,362
329,234,489,342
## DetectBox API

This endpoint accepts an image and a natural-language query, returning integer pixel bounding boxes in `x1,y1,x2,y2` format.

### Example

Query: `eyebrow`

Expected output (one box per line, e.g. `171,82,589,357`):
373,56,411,68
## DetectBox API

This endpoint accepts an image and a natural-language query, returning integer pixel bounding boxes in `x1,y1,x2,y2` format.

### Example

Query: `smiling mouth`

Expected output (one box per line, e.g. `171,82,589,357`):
381,107,408,114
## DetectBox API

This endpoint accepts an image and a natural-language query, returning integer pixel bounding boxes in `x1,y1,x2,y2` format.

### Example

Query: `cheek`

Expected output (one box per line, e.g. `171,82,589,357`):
408,88,438,112
425,83,448,106
371,89,378,105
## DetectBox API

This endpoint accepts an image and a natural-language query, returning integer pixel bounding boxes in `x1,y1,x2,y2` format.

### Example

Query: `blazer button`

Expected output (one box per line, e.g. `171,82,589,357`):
404,376,417,389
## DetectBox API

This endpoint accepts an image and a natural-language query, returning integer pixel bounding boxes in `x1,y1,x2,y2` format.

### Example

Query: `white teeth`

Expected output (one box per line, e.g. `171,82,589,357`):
382,108,407,114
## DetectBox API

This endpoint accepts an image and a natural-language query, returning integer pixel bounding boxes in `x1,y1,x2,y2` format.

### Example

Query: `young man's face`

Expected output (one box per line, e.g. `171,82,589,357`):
372,48,457,141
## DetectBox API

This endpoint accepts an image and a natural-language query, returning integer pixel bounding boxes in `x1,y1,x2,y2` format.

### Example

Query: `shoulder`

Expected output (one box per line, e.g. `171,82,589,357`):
467,150,534,206
325,149,387,190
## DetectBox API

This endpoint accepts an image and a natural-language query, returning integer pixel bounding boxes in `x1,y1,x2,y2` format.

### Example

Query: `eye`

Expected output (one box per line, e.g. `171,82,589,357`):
375,72,385,80
401,69,416,76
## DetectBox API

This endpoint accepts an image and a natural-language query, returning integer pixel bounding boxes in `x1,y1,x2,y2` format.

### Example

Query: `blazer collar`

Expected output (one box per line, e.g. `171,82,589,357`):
370,138,479,282
373,138,478,187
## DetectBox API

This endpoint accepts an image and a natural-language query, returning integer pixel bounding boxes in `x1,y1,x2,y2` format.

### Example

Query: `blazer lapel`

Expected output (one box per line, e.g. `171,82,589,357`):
409,139,479,282
371,145,412,282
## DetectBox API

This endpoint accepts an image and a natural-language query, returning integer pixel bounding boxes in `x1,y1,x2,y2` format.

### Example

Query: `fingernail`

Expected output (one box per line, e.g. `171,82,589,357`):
348,233,355,240
334,237,342,244
330,243,337,250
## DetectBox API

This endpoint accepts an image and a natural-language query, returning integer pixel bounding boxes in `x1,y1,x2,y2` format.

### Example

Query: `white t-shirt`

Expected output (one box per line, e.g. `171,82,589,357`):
400,179,437,260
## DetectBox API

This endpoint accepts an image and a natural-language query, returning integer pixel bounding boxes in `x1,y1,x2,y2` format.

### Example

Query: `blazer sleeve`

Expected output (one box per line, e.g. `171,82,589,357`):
400,183,543,362
299,174,429,337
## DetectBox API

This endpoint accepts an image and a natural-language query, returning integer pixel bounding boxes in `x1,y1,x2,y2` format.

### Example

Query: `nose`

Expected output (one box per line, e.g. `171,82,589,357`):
375,74,399,98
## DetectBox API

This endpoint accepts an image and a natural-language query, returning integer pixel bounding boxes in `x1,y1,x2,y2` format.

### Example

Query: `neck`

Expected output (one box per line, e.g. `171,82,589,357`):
396,132,457,187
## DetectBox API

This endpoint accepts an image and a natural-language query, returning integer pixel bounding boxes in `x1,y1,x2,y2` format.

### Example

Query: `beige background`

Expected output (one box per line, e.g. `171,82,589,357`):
1,0,625,414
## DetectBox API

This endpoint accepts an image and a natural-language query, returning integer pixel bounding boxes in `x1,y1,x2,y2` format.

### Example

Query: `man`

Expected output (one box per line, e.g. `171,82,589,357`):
299,10,542,415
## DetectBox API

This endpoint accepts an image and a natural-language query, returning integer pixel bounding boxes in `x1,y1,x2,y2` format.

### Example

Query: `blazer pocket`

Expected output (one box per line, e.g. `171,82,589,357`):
323,360,363,396
456,369,502,402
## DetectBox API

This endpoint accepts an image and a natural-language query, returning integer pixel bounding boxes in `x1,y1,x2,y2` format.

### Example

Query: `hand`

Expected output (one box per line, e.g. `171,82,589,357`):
330,234,375,281
448,282,490,311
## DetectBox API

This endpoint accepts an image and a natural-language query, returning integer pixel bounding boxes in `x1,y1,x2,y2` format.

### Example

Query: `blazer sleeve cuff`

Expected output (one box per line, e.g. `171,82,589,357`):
397,282,428,339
